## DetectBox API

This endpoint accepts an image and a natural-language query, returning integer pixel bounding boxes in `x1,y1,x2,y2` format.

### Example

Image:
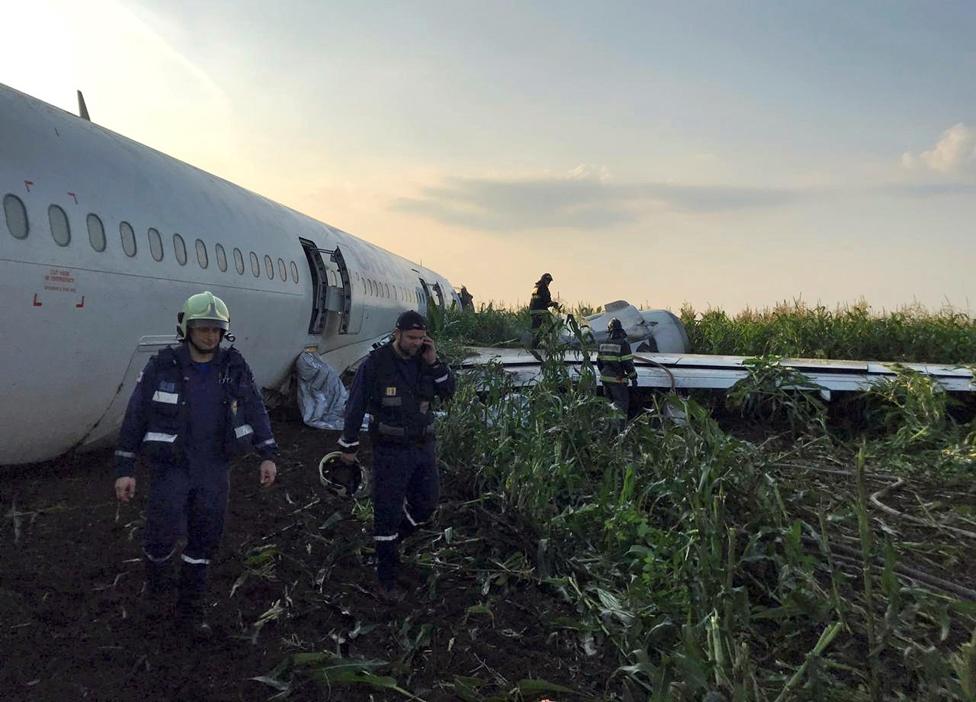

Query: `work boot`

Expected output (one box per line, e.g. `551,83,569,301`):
177,560,212,640
176,598,213,640
375,580,406,605
140,555,176,623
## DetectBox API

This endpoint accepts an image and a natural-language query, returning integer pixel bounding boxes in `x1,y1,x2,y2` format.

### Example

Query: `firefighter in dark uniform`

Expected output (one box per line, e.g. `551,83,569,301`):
529,273,560,348
113,291,278,638
597,318,638,417
459,285,474,312
337,311,455,603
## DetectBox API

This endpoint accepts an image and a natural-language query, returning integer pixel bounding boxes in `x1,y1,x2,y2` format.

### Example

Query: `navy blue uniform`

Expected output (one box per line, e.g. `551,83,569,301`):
339,342,455,587
114,344,277,601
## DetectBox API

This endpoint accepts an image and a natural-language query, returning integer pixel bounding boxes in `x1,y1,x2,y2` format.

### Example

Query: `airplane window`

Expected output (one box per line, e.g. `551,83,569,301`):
173,233,187,265
250,251,260,277
277,257,286,281
385,283,390,298
216,243,228,272
49,204,71,247
361,278,366,295
290,260,299,283
120,221,136,257
369,280,375,296
3,194,29,239
195,239,208,269
87,214,105,252
148,228,163,261
233,247,245,274
264,254,274,279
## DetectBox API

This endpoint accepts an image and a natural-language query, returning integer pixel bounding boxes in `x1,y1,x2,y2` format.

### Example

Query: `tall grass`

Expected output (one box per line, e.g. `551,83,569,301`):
438,299,976,364
682,300,976,364
432,307,976,700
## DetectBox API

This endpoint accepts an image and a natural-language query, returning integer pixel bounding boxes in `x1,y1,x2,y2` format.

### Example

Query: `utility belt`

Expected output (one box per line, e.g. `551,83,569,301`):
371,422,435,447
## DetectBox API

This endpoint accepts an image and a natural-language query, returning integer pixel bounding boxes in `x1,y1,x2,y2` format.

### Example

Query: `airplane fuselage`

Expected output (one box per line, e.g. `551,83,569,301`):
0,84,457,465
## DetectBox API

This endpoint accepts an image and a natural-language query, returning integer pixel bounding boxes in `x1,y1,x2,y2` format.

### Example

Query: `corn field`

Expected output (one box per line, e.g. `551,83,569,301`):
427,301,976,700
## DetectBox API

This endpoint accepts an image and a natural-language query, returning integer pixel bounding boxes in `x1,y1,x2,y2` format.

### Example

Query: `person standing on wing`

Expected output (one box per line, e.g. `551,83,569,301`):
459,285,474,312
337,310,455,603
597,317,639,419
529,273,560,348
113,291,278,639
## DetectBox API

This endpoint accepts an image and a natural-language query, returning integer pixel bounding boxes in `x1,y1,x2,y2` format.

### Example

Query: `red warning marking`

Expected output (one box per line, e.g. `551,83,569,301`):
68,192,78,204
24,180,34,192
75,296,85,309
33,294,42,307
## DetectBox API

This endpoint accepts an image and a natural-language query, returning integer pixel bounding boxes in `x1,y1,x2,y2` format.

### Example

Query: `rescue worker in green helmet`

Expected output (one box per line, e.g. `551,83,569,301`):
529,273,560,348
596,317,638,417
113,291,278,639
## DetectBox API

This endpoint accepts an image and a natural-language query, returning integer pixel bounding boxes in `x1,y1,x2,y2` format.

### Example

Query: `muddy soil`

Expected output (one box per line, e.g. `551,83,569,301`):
0,417,615,701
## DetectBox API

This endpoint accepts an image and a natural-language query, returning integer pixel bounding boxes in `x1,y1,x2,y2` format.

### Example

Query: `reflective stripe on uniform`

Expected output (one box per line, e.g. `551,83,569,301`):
152,390,179,404
181,553,210,565
434,374,449,383
338,437,359,449
256,438,276,448
234,424,254,439
374,534,399,542
144,432,177,443
144,546,176,563
115,449,136,458
403,505,419,527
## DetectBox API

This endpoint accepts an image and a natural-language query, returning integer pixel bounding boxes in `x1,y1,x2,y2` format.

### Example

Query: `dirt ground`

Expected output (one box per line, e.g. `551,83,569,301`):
0,416,616,702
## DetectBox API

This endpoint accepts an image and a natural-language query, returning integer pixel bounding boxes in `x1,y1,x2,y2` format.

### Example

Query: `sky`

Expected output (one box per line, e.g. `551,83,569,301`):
3,0,975,314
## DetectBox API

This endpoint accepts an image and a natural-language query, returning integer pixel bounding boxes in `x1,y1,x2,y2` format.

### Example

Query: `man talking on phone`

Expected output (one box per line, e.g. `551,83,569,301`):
337,310,455,602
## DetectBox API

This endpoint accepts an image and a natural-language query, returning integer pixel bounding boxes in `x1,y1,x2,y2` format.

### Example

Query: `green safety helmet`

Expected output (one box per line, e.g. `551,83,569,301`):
177,291,230,339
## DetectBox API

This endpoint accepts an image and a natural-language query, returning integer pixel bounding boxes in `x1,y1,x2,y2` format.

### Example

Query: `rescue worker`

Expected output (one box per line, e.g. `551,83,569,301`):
113,291,278,639
529,273,560,348
337,310,455,603
596,318,638,418
459,285,474,312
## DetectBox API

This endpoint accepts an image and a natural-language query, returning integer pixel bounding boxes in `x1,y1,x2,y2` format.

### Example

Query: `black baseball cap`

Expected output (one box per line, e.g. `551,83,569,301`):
396,310,428,331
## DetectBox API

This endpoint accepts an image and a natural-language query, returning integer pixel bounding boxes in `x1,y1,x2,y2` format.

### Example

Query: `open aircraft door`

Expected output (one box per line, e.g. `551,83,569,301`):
301,239,362,335
76,335,177,451
417,278,433,316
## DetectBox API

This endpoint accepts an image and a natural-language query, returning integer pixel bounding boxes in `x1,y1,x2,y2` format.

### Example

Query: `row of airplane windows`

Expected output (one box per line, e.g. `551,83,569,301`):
2,193,300,283
4,192,424,304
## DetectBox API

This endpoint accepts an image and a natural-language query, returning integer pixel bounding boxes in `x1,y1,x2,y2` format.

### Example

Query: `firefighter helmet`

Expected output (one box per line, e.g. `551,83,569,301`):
177,291,230,339
608,317,625,337
318,451,364,498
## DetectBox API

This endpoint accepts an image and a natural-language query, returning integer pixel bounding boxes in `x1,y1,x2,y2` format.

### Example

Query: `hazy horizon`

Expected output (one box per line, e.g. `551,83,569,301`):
3,1,974,315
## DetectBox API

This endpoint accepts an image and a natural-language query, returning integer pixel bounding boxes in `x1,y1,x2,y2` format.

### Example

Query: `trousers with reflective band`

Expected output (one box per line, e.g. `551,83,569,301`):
372,442,439,585
143,459,230,566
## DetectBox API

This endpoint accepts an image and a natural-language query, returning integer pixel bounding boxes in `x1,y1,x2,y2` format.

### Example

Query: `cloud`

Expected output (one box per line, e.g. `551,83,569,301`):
393,167,795,231
902,123,976,175
882,182,976,198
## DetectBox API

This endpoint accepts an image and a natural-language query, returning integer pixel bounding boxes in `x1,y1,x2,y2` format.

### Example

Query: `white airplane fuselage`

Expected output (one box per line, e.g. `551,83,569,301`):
0,84,457,465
